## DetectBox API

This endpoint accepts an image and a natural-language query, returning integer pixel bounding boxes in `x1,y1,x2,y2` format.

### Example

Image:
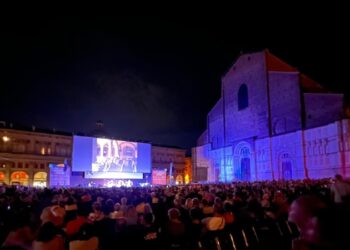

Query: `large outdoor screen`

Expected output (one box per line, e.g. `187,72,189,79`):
72,136,151,176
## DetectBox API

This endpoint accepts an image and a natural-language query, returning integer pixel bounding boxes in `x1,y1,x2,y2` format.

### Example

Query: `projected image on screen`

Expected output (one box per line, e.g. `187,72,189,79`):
72,135,151,176
93,138,138,172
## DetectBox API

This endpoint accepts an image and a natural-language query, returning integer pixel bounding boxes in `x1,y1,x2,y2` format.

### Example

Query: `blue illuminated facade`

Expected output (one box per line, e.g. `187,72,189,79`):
193,50,350,182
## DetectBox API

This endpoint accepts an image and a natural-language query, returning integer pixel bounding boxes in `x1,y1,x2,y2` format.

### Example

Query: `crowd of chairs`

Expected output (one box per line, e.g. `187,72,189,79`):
171,220,299,250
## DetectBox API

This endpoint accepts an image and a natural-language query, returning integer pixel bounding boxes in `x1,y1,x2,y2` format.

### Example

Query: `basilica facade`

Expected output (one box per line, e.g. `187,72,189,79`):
192,50,350,182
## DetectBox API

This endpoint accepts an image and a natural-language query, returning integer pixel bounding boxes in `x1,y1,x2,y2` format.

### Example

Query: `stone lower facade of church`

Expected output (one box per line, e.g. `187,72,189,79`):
193,119,350,182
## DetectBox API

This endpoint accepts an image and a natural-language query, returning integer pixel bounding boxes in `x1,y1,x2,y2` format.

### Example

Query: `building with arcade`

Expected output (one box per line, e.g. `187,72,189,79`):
0,123,72,187
0,122,188,187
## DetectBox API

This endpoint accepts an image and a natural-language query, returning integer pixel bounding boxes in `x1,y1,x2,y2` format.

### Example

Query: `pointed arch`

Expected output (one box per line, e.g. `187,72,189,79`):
279,152,293,180
234,141,252,181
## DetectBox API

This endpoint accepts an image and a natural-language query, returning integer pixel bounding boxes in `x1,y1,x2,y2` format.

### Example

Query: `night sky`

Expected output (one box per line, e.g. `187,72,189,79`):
1,15,349,149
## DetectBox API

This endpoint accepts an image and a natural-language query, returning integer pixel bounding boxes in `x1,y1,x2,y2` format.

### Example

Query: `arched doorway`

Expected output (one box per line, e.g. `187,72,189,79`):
10,171,29,186
184,174,190,184
175,175,183,185
280,152,293,180
234,142,252,181
33,172,47,187
240,148,251,181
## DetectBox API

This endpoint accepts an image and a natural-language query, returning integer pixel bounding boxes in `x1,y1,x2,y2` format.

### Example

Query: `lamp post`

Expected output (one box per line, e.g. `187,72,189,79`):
1,136,11,184
2,136,10,142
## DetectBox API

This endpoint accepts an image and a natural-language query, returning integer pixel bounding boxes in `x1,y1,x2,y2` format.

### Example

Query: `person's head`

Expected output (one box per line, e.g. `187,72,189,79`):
224,202,233,212
168,208,181,221
121,197,127,205
262,193,270,200
335,174,343,182
273,191,285,202
192,198,200,208
288,195,326,236
173,198,181,207
190,208,202,222
202,199,208,206
114,203,121,212
289,206,350,250
92,202,102,212
40,206,65,227
81,193,91,202
105,199,114,207
213,203,224,216
214,197,222,205
36,222,59,242
184,198,193,209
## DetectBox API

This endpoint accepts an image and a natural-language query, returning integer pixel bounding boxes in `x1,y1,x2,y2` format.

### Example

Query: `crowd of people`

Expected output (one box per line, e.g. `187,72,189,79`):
1,175,350,250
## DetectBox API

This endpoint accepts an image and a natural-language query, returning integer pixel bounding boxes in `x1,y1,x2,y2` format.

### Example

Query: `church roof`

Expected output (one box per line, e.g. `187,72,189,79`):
265,50,297,72
264,50,328,93
299,73,327,93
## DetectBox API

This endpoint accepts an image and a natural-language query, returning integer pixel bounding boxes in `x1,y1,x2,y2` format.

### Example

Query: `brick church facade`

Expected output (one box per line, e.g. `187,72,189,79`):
192,50,350,182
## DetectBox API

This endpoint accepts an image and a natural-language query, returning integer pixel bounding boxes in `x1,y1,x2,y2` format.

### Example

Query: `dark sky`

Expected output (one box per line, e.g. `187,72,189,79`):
1,15,349,149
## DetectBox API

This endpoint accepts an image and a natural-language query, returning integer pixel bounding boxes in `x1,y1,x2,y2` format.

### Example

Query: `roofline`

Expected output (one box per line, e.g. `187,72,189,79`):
0,125,72,137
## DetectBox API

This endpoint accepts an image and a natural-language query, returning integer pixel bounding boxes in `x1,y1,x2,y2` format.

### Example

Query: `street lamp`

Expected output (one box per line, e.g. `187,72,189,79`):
2,136,10,142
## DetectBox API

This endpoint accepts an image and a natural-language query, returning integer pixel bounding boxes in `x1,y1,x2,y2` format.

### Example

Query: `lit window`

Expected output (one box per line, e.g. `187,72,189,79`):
47,148,51,155
41,147,46,155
